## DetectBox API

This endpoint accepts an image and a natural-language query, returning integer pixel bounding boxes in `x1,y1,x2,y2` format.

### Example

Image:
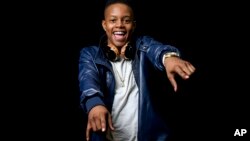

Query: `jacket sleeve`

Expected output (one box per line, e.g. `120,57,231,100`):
139,36,181,71
78,47,105,113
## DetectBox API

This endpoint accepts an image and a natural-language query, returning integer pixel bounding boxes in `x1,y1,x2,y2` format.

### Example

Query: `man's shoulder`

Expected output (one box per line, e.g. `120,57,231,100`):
80,45,99,53
134,35,156,48
135,35,155,43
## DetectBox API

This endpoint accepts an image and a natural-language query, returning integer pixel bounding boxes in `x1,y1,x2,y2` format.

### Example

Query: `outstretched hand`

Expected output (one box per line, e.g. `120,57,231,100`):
86,105,114,141
164,57,196,92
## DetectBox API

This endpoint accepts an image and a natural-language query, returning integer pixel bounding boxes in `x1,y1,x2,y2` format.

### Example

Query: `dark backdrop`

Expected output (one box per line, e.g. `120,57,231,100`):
6,0,249,141
62,1,248,141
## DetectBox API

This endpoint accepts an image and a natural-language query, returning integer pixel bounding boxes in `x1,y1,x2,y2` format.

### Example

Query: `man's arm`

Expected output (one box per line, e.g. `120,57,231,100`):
138,36,195,92
138,36,181,71
79,47,114,141
79,47,105,113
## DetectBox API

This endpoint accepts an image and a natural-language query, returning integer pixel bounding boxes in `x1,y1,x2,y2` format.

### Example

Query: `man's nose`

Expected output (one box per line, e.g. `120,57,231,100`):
115,20,124,27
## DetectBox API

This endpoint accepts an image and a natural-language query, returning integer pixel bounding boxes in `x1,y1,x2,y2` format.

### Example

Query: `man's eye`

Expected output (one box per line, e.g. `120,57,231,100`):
124,19,132,24
110,19,116,23
123,19,132,24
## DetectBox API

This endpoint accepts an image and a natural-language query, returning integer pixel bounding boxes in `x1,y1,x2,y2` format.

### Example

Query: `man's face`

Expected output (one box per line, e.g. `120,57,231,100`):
102,3,135,48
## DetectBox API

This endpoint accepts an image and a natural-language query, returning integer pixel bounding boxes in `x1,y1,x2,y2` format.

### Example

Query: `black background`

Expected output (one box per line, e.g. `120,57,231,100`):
4,0,249,140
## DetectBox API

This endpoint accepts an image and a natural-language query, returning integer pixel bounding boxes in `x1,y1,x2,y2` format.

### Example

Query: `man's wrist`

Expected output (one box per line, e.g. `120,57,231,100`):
162,52,180,65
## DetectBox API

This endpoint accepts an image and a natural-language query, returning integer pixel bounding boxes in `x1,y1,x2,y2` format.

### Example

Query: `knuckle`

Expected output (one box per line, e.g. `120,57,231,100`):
93,114,99,119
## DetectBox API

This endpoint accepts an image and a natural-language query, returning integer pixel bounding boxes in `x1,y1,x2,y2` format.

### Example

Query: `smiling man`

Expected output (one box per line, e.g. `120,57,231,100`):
79,0,196,141
102,2,135,51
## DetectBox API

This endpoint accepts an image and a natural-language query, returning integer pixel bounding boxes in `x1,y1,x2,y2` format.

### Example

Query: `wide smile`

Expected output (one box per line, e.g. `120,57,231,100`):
112,31,127,41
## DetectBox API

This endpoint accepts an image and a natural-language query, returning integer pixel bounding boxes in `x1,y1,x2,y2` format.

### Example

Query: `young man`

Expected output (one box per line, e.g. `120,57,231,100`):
79,0,195,140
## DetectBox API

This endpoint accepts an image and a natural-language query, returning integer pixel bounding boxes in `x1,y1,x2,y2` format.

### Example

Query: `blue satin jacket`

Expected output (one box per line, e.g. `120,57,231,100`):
79,36,180,141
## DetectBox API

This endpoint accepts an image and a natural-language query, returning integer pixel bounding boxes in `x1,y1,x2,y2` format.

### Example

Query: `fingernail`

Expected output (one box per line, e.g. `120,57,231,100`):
102,128,105,132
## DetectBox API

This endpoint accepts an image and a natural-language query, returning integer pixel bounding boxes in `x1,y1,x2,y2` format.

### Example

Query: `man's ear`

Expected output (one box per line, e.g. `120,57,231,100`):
102,20,106,31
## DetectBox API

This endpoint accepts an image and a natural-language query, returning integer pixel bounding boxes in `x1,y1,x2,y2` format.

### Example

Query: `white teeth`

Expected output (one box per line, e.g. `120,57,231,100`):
114,31,125,35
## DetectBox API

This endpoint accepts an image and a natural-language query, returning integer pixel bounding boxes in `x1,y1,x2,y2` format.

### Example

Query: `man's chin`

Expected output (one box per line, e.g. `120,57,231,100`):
113,41,128,47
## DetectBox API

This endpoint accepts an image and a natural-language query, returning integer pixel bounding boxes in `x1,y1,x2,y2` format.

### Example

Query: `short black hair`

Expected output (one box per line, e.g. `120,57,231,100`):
104,0,134,9
103,0,136,19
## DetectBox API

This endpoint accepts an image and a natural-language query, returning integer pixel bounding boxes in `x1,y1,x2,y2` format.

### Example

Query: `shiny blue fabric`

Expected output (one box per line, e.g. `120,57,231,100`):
79,36,180,141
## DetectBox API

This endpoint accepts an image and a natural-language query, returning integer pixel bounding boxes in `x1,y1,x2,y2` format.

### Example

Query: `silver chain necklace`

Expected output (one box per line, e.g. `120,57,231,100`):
112,59,127,87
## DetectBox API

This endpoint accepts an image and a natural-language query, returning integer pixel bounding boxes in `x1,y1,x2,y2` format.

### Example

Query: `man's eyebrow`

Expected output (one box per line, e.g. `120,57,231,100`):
123,16,132,18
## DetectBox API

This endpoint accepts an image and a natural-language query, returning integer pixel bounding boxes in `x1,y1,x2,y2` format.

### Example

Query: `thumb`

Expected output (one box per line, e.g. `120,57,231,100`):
108,114,115,130
168,74,177,92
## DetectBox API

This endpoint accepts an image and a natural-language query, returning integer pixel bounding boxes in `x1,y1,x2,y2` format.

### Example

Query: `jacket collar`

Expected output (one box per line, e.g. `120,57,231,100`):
94,47,113,70
94,34,140,71
93,35,114,71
